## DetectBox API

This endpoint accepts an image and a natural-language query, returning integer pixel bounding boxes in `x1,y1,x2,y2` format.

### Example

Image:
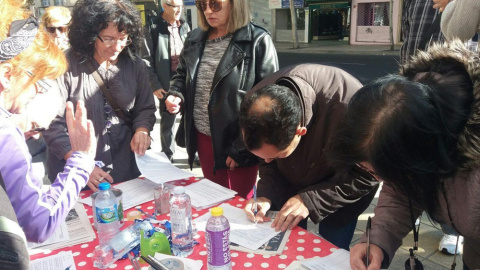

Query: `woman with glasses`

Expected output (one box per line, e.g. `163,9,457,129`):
330,41,480,270
41,6,71,51
44,0,156,191
165,0,278,199
0,0,96,247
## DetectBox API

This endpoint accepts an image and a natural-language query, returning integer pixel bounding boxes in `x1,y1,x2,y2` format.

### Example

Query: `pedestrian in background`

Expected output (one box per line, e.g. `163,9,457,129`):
41,6,71,51
141,0,190,163
165,0,278,198
44,0,156,191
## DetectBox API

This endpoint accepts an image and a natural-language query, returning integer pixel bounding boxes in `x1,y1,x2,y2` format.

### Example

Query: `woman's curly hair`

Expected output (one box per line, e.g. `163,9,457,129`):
69,0,143,60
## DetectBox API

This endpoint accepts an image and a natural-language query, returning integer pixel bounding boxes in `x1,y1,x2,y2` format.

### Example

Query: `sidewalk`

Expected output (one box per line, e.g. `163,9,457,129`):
273,39,402,56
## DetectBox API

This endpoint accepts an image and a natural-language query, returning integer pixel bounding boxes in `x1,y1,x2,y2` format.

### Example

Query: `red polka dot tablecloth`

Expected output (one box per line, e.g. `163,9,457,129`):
30,178,339,269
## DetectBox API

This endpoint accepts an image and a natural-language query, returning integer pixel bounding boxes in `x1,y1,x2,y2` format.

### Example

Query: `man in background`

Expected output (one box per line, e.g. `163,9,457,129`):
142,0,190,162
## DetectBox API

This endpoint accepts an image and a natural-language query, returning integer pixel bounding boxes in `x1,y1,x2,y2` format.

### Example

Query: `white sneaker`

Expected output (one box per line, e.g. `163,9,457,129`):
439,234,464,255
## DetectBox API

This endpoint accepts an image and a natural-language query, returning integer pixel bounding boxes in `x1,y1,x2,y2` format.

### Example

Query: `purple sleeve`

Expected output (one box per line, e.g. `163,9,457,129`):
0,123,94,243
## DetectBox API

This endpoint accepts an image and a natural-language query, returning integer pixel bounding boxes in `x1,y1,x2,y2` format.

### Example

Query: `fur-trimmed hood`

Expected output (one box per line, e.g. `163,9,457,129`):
401,40,480,170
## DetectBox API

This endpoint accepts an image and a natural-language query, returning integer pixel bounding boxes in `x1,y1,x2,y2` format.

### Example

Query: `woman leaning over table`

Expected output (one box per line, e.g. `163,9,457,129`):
0,0,96,245
165,0,278,198
44,0,156,191
330,41,480,270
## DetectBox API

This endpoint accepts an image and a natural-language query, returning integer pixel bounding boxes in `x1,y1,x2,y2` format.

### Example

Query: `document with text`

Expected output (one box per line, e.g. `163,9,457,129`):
135,151,194,184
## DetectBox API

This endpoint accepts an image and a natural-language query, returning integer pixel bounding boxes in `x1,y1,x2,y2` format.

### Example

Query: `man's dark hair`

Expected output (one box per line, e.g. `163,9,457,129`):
69,0,144,60
239,84,302,151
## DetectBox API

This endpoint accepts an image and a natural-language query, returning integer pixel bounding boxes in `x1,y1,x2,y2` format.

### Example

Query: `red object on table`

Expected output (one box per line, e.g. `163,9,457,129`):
30,177,339,269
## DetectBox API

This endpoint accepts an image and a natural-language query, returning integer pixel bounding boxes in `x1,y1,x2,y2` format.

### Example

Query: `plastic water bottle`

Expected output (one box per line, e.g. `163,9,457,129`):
95,182,119,246
93,220,153,269
169,186,193,257
206,207,231,270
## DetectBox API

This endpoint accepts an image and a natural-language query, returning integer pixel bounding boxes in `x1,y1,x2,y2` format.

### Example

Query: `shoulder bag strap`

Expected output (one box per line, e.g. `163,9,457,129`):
85,60,133,126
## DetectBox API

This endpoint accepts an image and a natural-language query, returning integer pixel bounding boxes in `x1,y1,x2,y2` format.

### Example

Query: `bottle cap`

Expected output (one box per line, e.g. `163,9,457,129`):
173,186,185,194
98,182,111,190
210,207,223,216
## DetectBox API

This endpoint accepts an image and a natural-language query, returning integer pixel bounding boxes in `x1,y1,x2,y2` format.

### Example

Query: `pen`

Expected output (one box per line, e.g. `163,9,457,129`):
140,255,168,270
253,185,258,224
127,252,140,270
98,169,111,183
147,255,171,270
366,216,371,268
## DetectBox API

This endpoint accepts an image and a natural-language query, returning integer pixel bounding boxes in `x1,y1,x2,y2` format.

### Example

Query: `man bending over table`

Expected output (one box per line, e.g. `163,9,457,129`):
240,64,379,250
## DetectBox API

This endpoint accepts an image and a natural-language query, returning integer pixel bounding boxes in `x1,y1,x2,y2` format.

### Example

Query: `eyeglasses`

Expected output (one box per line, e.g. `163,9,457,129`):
45,26,67,34
166,3,183,9
195,0,226,12
25,70,52,94
97,35,132,47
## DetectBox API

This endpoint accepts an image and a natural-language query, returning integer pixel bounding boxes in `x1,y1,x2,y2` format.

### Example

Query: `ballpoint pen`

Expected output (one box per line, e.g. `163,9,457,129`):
253,185,258,224
140,255,168,270
366,216,371,268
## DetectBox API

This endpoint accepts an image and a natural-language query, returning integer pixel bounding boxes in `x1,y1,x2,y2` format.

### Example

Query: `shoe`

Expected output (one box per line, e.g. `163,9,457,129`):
194,154,200,166
439,234,464,255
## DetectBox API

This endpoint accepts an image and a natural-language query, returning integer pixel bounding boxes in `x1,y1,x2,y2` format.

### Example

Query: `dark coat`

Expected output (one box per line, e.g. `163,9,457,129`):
169,23,279,169
248,64,380,227
141,14,190,92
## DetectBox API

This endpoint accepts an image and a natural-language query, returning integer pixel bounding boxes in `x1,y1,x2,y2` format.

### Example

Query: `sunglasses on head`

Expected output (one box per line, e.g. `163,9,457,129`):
195,0,225,12
45,26,67,34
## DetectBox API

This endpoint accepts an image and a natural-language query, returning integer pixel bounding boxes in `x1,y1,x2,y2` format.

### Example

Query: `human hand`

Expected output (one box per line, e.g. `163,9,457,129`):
153,89,167,99
350,243,383,270
130,128,151,155
226,156,238,170
271,195,309,232
86,166,114,192
432,0,450,12
67,101,96,158
165,95,181,114
244,197,272,223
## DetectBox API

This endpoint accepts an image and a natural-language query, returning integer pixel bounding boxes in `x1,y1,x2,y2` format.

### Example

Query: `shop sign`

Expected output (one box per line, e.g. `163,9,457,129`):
282,0,305,8
269,0,282,9
184,0,195,6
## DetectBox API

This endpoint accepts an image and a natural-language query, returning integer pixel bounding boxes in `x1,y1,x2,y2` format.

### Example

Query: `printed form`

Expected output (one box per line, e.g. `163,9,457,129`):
195,203,280,250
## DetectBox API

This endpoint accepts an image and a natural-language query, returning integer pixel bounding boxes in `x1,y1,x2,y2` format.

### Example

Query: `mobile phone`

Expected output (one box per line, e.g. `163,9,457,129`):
28,127,46,132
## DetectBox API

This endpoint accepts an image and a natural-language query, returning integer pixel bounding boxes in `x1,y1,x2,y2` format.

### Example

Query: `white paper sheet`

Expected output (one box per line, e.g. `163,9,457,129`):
30,251,77,270
78,178,159,210
194,203,280,250
184,179,237,209
153,252,203,270
301,249,352,270
27,222,70,249
135,151,194,184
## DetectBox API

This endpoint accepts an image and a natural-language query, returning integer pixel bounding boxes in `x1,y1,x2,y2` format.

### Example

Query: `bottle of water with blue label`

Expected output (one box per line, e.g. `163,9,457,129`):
95,182,119,246
169,186,193,257
206,207,231,270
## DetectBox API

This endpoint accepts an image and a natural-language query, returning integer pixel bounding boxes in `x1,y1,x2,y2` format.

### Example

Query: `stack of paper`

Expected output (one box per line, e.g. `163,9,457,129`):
28,203,96,254
184,179,237,210
135,151,195,184
194,203,280,250
78,178,159,210
285,249,352,270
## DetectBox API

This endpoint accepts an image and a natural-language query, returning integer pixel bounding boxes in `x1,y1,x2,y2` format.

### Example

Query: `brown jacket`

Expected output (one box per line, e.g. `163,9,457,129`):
360,42,480,269
250,64,379,226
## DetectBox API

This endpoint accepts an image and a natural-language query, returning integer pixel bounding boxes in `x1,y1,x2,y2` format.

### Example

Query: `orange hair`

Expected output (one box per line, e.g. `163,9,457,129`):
0,0,67,90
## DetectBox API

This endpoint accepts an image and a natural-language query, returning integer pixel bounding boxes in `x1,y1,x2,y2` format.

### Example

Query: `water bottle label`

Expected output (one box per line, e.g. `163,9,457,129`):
206,228,231,266
96,204,118,224
170,208,188,232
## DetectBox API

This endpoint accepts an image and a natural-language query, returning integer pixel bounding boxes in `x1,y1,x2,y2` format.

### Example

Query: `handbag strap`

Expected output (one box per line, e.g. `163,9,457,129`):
85,60,133,125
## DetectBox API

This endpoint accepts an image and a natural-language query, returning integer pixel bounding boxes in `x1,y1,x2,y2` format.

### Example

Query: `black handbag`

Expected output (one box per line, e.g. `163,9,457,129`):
175,114,186,148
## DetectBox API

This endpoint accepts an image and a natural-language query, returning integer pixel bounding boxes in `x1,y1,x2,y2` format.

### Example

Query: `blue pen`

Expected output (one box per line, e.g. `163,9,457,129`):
253,185,258,224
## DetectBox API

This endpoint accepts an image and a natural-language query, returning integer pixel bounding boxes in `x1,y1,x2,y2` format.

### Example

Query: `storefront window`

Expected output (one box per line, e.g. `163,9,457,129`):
277,9,305,30
357,2,390,26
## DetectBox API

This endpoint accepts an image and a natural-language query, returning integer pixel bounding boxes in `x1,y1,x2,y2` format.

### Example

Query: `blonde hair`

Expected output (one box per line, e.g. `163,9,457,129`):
197,0,251,33
41,6,72,26
0,0,67,91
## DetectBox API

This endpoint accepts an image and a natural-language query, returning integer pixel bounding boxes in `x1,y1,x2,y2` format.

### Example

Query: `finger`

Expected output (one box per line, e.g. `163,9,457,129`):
65,101,75,131
290,215,304,230
281,213,296,232
75,100,87,128
87,182,99,192
351,258,367,270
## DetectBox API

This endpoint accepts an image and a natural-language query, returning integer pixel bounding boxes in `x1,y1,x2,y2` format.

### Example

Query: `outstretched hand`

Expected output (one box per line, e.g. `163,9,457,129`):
66,101,96,158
